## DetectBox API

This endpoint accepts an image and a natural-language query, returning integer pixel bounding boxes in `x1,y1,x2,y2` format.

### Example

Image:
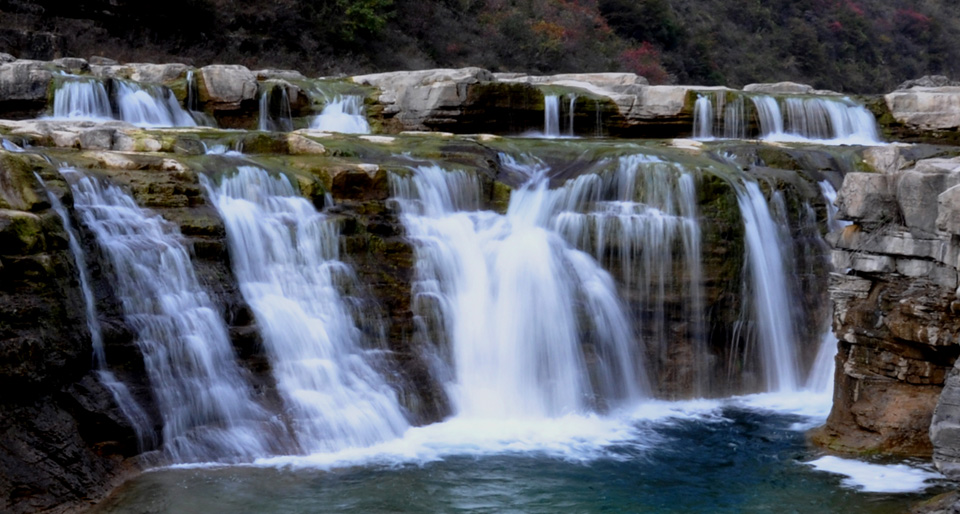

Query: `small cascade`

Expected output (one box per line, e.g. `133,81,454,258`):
392,163,647,418
819,180,850,232
735,181,801,392
543,95,560,137
723,96,747,139
258,83,294,132
205,166,408,454
114,81,197,128
693,94,714,139
567,94,577,137
68,171,280,463
37,171,155,450
750,96,786,136
186,70,199,112
52,77,112,120
803,179,848,394
696,92,881,144
310,95,370,134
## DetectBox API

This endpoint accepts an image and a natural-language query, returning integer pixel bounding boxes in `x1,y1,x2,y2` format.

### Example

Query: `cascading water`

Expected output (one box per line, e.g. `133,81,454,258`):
696,93,882,144
310,95,371,134
693,94,714,139
186,70,199,112
548,155,707,395
52,77,112,120
205,166,408,453
734,181,801,392
36,171,155,450
114,81,196,128
258,83,294,132
68,171,280,463
750,96,786,136
392,162,647,417
723,96,747,139
543,95,561,137
567,94,577,137
804,179,848,394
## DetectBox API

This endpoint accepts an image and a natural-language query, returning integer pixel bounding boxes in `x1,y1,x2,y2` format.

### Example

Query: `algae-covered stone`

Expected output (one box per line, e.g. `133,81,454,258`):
0,209,44,254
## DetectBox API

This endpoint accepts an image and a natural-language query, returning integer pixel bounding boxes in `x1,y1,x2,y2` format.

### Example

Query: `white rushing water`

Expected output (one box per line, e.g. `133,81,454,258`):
52,78,112,120
807,456,943,493
50,77,196,127
205,166,408,454
68,171,278,463
114,81,197,128
735,181,801,392
549,155,707,394
693,94,714,140
692,93,881,145
37,170,155,451
392,162,647,418
310,95,370,134
258,83,294,132
543,94,561,137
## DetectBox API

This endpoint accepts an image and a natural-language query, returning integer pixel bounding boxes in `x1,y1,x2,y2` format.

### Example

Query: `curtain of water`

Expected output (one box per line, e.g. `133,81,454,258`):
392,162,647,418
37,170,156,451
311,95,371,134
205,166,408,454
69,171,279,463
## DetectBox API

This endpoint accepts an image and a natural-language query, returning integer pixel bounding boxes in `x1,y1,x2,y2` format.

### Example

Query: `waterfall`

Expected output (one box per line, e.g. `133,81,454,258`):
114,81,197,128
392,163,647,418
52,77,112,120
723,96,747,139
258,83,294,132
186,70,199,112
50,77,196,127
567,94,577,137
310,95,370,134
750,96,786,137
548,155,707,395
735,181,801,392
37,171,155,451
803,179,848,394
68,171,279,463
205,166,408,454
543,95,560,138
696,93,881,144
693,94,714,139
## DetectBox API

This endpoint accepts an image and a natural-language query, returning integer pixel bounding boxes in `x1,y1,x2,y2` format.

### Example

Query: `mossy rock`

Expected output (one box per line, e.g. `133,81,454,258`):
0,210,45,255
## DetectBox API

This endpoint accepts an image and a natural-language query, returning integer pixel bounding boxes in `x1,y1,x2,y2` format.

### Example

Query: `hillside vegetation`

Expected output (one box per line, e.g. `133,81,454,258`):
1,0,958,92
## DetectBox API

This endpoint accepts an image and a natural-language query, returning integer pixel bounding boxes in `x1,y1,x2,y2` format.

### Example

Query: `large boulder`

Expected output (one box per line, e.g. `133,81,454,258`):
352,68,498,131
128,63,189,85
200,65,258,108
0,60,53,103
836,172,897,223
884,87,960,131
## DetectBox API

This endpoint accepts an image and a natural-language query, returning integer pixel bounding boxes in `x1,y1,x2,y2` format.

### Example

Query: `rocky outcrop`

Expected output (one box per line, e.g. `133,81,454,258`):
885,88,960,131
812,151,960,456
0,152,143,513
0,60,55,118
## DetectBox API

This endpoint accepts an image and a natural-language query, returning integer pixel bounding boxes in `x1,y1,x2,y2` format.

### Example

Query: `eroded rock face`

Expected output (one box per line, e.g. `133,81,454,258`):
0,60,54,118
812,155,960,457
884,87,960,131
0,153,143,513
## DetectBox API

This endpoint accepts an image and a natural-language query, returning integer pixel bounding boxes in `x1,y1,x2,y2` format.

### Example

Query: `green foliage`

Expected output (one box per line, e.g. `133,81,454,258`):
2,0,959,90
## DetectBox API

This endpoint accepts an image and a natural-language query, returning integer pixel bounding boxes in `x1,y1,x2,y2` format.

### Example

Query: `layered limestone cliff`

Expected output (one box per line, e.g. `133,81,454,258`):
812,148,960,458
